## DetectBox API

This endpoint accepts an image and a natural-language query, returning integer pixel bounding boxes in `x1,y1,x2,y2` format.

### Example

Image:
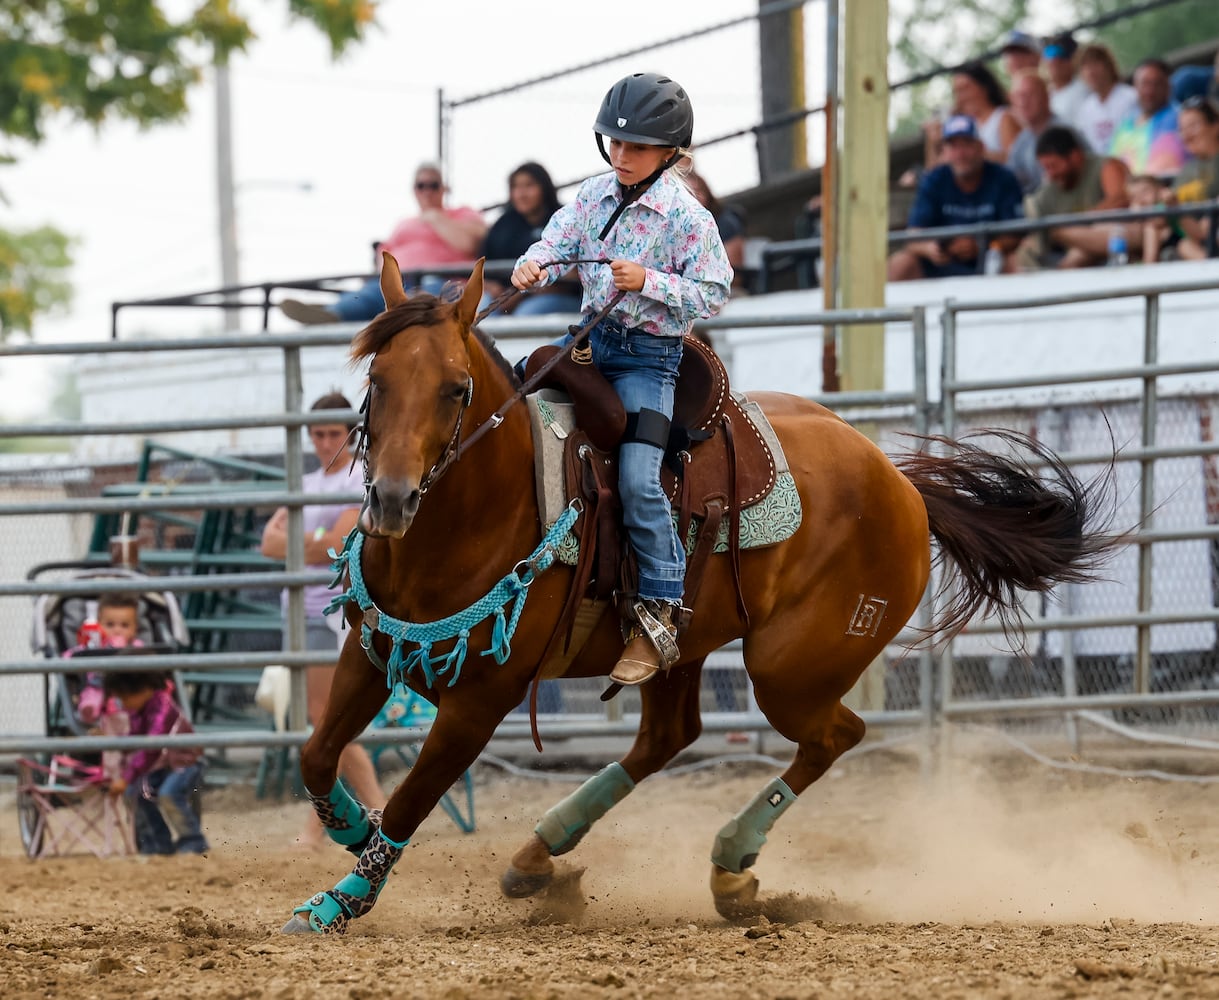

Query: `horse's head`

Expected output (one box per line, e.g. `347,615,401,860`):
351,252,485,538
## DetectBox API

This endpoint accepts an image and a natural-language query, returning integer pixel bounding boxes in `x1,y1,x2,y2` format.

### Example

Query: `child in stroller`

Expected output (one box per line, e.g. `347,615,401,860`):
30,566,190,737
17,566,199,859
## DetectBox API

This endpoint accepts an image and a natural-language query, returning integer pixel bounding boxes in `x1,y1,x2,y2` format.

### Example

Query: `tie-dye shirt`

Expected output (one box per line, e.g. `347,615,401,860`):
1108,104,1188,178
517,170,732,337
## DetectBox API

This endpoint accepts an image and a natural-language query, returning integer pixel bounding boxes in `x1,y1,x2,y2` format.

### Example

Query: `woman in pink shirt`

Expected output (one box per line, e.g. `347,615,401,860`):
281,163,486,325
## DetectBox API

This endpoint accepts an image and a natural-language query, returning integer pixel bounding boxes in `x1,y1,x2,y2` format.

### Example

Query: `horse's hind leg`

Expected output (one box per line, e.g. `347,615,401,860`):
709,699,864,919
501,658,705,899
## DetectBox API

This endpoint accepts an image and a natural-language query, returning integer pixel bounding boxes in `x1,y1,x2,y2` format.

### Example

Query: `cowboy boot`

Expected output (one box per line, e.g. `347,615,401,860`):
609,599,681,686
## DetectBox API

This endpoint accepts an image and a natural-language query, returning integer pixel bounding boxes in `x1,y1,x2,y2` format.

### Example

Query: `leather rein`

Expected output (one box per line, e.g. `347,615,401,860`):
348,259,622,496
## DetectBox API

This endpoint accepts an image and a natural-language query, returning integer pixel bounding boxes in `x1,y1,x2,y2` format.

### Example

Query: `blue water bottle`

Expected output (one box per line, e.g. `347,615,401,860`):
1107,227,1128,267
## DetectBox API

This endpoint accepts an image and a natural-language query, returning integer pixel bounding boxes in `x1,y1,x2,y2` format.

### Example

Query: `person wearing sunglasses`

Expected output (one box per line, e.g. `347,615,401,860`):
1171,96,1219,260
282,163,487,325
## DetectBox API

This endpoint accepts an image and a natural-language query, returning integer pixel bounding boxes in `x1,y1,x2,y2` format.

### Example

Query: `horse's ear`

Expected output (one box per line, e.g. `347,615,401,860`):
380,251,408,310
455,257,485,335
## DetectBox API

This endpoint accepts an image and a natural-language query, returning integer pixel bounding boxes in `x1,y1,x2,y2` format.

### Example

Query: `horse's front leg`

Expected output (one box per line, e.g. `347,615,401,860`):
502,658,704,898
296,629,390,853
284,680,515,935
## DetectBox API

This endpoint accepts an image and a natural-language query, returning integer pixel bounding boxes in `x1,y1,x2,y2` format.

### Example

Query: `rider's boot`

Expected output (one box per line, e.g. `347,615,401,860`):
609,599,681,686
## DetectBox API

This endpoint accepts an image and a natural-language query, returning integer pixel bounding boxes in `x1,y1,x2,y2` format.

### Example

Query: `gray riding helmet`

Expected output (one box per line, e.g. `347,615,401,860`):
594,72,694,164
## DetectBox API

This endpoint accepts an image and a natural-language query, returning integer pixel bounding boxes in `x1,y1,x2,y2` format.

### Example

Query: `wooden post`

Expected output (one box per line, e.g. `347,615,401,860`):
837,0,890,713
757,0,808,181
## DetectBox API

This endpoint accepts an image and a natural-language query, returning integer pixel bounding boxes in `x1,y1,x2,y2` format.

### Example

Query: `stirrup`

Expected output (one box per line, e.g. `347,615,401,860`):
631,600,680,668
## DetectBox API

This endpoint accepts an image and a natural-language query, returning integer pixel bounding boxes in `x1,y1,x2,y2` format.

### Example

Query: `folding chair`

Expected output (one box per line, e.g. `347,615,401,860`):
16,755,136,859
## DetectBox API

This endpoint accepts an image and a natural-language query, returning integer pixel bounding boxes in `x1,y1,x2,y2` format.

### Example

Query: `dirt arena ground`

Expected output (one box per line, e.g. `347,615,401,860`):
3,734,1219,999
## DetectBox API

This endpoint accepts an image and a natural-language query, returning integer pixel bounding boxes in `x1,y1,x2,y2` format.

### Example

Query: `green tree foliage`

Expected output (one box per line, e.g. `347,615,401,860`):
0,226,73,337
0,0,378,143
1067,0,1219,74
890,0,1032,137
0,0,378,338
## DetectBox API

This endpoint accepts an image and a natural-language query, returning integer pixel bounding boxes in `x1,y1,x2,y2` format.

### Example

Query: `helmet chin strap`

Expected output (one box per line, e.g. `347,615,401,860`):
594,134,681,241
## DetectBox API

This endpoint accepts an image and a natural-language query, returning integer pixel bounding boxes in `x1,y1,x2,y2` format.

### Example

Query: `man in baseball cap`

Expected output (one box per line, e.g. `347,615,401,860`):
1042,31,1089,124
887,115,1024,281
1000,29,1041,78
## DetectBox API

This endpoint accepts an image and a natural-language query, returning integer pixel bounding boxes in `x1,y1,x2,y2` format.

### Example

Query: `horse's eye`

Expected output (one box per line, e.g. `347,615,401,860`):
446,382,468,402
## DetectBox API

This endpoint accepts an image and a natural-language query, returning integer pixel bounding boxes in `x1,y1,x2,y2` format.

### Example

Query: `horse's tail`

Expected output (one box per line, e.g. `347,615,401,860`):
895,429,1122,641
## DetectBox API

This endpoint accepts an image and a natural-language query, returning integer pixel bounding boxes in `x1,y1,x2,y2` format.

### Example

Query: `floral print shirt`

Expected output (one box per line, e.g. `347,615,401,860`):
517,170,733,337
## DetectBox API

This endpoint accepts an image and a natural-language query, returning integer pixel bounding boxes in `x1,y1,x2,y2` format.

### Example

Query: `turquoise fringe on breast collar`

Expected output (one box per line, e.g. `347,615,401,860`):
323,502,581,691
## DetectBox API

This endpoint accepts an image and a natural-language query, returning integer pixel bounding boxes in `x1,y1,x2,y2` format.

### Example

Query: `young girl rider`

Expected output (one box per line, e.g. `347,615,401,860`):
512,71,733,687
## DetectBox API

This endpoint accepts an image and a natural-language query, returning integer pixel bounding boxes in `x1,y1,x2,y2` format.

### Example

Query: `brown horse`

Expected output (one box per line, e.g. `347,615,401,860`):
282,254,1115,934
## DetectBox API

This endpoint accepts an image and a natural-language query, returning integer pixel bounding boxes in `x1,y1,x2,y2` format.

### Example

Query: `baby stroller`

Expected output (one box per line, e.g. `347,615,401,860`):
17,564,192,859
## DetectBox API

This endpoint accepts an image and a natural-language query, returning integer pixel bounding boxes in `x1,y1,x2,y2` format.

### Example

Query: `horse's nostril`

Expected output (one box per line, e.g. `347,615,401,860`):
404,490,421,517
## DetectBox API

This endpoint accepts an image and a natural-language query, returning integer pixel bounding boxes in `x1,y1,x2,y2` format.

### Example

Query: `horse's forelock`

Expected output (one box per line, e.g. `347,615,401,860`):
349,297,451,362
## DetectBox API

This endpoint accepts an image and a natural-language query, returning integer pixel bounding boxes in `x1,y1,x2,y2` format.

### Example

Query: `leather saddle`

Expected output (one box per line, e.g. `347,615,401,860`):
524,335,777,630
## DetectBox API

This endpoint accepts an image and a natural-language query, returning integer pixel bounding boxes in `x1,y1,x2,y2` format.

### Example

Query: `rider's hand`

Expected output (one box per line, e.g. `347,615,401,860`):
109,777,127,797
610,259,645,292
511,260,543,291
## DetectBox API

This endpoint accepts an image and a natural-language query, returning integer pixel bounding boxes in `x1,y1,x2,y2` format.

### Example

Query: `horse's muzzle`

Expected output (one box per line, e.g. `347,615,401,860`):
360,479,421,538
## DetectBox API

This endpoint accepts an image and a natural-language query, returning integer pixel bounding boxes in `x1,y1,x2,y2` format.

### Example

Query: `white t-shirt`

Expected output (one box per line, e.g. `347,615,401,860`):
1050,77,1091,130
1076,83,1139,155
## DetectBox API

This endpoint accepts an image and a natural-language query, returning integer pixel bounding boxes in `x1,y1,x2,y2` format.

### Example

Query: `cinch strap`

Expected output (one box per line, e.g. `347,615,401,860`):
323,502,581,691
710,777,796,874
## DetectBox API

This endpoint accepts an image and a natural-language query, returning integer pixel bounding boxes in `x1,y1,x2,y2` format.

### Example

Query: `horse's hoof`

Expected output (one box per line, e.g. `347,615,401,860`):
710,865,761,922
280,914,316,935
281,891,350,935
501,866,554,899
527,866,588,925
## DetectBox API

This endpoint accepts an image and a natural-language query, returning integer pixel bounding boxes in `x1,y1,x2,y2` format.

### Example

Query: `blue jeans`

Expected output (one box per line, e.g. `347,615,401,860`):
332,274,447,322
589,321,686,602
127,763,208,854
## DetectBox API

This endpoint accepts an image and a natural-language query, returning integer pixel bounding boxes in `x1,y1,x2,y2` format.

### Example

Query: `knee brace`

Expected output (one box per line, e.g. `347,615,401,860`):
624,409,671,451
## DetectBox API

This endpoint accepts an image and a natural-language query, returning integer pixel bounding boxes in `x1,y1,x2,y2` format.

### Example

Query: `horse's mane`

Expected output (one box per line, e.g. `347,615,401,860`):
350,295,521,388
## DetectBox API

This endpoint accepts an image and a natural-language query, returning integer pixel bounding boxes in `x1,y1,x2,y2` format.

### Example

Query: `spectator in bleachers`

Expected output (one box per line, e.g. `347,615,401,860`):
888,115,1024,281
687,169,748,293
1170,51,1219,107
1008,70,1070,193
481,162,582,317
1126,174,1176,264
1000,30,1042,80
1042,31,1089,127
1109,58,1187,179
281,163,487,325
924,63,1020,169
1076,43,1139,156
1020,126,1132,270
1043,32,1092,128
1171,96,1219,260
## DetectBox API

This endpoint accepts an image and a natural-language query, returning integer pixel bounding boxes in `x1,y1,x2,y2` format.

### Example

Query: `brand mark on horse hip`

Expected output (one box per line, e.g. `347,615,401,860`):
846,594,888,637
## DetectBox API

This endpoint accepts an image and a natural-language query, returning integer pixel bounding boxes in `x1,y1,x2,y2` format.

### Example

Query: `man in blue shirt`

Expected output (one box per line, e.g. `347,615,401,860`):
887,115,1025,280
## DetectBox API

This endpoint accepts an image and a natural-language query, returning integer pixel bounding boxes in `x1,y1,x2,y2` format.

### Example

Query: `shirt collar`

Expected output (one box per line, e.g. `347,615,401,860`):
595,169,679,218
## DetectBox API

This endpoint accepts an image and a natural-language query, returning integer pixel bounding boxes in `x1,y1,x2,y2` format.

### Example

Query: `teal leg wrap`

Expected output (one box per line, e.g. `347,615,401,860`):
308,782,371,850
291,828,408,934
711,777,796,874
535,762,635,855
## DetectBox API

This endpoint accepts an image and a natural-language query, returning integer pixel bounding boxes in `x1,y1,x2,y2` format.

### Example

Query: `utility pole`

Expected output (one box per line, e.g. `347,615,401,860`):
756,0,808,182
835,0,890,714
216,59,240,330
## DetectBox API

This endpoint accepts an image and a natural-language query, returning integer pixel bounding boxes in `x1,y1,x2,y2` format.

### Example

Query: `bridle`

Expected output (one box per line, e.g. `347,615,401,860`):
350,258,624,501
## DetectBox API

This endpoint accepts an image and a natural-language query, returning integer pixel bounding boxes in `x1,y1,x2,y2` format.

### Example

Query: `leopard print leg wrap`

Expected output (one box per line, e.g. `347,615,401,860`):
330,829,407,919
289,829,408,934
307,782,371,848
